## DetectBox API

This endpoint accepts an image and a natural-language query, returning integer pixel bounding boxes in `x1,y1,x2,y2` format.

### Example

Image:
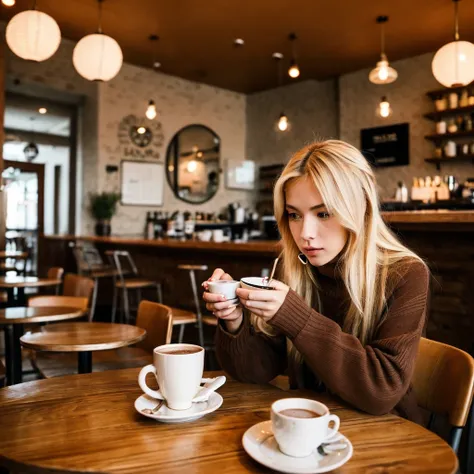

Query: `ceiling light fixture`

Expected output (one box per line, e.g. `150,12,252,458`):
288,33,300,79
369,16,398,85
137,126,146,134
377,96,392,118
38,107,47,114
272,52,290,132
24,117,39,162
73,0,123,81
2,0,16,6
149,34,161,70
187,160,197,173
234,38,245,47
145,100,157,120
6,0,61,62
432,0,474,88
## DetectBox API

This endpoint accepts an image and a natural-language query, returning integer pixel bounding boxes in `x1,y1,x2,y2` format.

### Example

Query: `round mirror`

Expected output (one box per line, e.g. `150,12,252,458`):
166,125,220,204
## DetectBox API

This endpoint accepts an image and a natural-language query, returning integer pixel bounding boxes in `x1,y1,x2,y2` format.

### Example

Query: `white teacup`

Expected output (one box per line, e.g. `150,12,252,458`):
271,398,340,458
207,280,240,300
240,276,272,291
138,343,204,410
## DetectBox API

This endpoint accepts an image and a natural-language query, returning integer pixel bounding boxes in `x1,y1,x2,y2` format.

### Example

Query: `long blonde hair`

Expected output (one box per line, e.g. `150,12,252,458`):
252,140,423,347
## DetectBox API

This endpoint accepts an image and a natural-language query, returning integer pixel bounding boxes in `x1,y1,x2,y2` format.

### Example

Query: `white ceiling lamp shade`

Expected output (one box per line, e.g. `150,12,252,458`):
6,8,61,62
369,16,398,85
73,0,123,81
432,0,474,88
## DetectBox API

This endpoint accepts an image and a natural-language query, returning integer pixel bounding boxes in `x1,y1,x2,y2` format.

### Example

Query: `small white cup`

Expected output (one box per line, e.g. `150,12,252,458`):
240,276,272,291
138,343,204,410
271,398,340,458
212,229,224,243
207,280,240,300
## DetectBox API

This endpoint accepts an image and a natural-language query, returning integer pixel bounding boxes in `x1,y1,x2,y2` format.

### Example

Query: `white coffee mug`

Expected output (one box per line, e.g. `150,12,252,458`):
212,229,224,243
138,343,204,410
207,280,240,300
271,398,340,457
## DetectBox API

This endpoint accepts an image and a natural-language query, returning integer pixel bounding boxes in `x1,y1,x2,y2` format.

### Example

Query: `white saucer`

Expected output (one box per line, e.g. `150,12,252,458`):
242,420,353,474
135,392,223,423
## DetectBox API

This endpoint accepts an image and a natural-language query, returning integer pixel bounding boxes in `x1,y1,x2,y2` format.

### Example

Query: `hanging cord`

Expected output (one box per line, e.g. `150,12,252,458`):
289,33,297,65
453,0,460,41
97,0,104,34
376,16,388,58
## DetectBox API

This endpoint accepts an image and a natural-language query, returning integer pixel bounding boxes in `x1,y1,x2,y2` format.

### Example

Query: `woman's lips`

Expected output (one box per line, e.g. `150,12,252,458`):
303,247,323,256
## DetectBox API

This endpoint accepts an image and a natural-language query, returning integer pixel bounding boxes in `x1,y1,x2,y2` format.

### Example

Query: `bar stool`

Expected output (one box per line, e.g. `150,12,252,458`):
177,264,217,348
72,243,118,321
107,250,163,324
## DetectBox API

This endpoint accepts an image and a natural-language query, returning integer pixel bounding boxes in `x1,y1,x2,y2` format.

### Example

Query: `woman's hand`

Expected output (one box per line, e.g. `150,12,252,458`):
236,280,289,323
202,268,243,333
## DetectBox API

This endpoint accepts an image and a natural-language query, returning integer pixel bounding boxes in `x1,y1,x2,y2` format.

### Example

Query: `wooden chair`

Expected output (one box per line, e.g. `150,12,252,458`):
28,296,89,312
412,337,474,471
31,301,173,378
47,267,64,295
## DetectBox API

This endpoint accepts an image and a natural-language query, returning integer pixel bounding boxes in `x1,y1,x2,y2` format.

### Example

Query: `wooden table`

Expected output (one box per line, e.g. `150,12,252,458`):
0,306,85,385
0,276,61,306
0,368,458,473
20,322,146,374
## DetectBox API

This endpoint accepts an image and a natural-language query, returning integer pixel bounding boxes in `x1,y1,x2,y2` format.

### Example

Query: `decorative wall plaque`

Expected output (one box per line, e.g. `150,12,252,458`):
118,114,165,160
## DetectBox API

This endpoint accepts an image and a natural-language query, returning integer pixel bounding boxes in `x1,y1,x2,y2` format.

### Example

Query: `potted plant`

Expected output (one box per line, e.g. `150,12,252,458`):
90,192,121,236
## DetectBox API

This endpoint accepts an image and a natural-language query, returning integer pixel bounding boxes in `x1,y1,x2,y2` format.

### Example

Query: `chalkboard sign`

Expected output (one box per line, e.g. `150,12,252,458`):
360,123,409,167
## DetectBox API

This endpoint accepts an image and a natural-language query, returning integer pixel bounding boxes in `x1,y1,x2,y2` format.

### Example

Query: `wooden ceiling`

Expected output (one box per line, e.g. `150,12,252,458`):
2,0,474,93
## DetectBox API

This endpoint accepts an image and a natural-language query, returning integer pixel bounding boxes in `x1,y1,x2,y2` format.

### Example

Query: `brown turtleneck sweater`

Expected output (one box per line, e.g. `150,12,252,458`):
215,258,429,423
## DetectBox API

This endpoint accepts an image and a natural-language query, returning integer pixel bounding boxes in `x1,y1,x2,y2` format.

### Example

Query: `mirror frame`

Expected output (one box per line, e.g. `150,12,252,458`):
165,124,221,205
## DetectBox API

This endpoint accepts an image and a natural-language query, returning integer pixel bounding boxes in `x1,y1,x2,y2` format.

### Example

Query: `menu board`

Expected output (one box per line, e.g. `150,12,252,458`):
121,160,164,206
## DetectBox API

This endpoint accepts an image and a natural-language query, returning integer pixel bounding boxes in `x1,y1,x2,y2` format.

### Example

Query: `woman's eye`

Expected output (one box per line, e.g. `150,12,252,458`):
287,212,301,221
317,212,331,220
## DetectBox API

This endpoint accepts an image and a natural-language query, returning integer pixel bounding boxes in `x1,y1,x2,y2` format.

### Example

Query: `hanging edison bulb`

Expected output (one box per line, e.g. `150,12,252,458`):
369,16,398,85
145,100,157,120
377,96,392,118
278,113,289,131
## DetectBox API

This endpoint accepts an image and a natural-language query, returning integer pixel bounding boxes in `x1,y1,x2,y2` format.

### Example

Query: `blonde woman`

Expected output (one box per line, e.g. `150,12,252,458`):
203,140,429,423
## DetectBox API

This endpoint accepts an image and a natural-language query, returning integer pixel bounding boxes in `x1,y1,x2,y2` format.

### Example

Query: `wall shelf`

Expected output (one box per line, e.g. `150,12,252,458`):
425,131,474,142
423,105,474,122
426,83,473,100
425,154,474,171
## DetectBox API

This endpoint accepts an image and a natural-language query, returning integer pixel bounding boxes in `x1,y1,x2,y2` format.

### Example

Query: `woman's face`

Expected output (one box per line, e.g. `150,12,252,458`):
285,176,348,267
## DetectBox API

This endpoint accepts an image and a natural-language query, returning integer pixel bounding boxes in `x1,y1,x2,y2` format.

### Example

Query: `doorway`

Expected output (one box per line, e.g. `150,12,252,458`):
2,160,44,275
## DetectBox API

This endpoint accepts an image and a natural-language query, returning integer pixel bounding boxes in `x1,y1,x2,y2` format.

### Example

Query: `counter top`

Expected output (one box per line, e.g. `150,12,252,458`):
381,210,474,224
42,235,282,255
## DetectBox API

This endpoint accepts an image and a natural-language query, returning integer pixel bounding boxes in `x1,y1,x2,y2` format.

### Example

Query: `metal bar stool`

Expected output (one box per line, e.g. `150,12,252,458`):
106,250,163,324
177,264,217,348
72,243,118,321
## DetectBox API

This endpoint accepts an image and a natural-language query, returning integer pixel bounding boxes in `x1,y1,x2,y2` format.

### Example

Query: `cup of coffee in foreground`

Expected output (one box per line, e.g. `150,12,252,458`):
271,398,340,457
240,277,273,291
138,343,204,410
207,280,240,300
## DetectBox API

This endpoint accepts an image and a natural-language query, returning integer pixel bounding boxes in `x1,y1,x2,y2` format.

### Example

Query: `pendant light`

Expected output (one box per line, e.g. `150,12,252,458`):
6,0,61,62
273,52,290,132
3,0,16,6
432,0,474,88
145,35,159,120
288,33,300,79
73,0,123,81
369,16,398,85
377,96,392,118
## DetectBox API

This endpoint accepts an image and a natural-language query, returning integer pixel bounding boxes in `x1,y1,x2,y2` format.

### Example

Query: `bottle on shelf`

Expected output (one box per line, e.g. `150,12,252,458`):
145,212,154,240
447,119,458,134
436,119,447,134
153,211,162,239
460,89,469,108
448,91,459,109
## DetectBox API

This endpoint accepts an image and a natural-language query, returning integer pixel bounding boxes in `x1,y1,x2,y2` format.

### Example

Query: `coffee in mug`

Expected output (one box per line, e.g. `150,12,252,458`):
271,398,340,457
138,343,204,410
207,280,240,300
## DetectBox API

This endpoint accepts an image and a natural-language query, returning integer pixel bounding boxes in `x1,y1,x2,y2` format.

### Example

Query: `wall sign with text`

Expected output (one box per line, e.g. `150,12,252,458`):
360,123,409,167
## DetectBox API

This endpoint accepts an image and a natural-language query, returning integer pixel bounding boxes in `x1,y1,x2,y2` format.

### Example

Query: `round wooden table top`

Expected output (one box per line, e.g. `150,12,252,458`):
0,369,458,474
20,322,146,352
0,251,28,259
0,306,85,324
0,276,61,288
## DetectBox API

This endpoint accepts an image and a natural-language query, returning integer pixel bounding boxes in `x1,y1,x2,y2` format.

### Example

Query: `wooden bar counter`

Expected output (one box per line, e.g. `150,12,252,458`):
39,210,474,354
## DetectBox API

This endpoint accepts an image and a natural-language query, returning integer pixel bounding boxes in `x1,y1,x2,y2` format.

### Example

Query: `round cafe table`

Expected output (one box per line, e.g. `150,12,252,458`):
20,322,146,374
0,369,457,473
0,276,62,306
0,306,85,385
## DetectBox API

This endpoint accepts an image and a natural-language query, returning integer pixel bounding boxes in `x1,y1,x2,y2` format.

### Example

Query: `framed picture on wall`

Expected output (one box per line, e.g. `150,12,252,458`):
360,123,410,167
120,160,164,206
225,159,256,190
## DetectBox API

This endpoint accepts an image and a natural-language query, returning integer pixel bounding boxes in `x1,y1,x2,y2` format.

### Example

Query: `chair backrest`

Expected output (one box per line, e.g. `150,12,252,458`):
28,295,89,312
106,250,138,282
62,274,95,303
135,301,173,353
412,337,474,427
47,267,64,280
